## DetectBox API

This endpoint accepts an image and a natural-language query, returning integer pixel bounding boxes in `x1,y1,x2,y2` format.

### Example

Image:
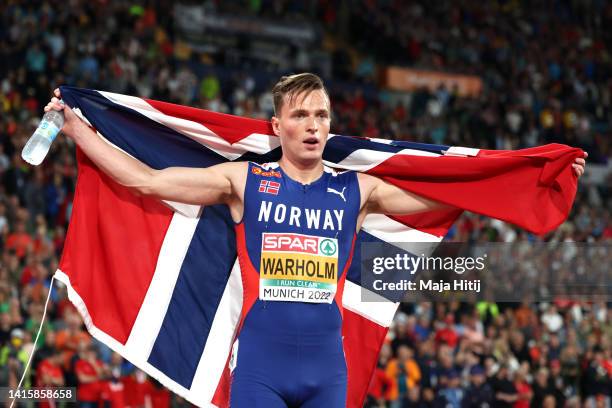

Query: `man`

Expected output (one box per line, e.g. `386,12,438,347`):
436,370,464,408
385,345,421,408
74,342,105,408
461,365,493,408
0,328,29,390
489,364,518,407
46,73,586,407
36,349,65,408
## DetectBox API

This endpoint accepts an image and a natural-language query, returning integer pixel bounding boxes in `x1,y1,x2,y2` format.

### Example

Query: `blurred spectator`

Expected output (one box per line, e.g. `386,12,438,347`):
385,345,422,408
36,348,65,408
489,364,518,407
366,344,393,408
514,365,533,408
462,365,493,407
582,347,612,406
531,367,554,408
103,351,127,408
5,221,33,259
56,309,91,370
541,305,564,334
0,328,28,389
75,342,105,407
436,370,464,407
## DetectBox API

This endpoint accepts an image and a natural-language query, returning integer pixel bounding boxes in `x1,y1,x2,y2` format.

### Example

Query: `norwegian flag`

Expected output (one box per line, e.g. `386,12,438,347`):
56,86,581,408
258,180,280,195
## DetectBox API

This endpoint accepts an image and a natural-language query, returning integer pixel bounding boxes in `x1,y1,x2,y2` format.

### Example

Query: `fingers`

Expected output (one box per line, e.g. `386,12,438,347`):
44,89,64,113
572,154,587,177
44,89,65,112
572,163,584,177
43,98,64,113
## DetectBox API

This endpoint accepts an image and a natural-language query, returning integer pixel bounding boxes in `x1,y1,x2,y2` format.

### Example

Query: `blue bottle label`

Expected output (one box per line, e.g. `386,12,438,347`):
37,120,61,142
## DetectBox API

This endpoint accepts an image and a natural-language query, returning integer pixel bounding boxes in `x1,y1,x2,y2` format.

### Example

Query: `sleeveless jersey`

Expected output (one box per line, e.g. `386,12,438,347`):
230,162,361,407
234,161,361,338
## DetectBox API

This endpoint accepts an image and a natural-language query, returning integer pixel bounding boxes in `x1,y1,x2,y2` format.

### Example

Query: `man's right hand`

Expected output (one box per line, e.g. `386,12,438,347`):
44,88,80,140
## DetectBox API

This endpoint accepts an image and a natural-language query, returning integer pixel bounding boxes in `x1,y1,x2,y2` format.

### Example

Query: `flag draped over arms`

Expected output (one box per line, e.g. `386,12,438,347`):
56,86,582,407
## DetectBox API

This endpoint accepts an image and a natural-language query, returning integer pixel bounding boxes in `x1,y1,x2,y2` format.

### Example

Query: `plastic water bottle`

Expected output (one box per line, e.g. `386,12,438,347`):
22,105,64,165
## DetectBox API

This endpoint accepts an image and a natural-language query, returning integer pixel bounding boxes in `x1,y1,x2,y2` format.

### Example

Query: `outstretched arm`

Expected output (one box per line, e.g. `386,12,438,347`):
46,89,244,206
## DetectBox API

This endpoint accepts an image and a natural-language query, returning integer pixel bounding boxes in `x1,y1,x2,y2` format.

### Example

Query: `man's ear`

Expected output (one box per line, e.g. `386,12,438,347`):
271,116,280,137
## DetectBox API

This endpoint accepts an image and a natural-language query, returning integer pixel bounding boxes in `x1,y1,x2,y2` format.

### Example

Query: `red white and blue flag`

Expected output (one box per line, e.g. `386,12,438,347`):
258,180,280,195
55,86,581,407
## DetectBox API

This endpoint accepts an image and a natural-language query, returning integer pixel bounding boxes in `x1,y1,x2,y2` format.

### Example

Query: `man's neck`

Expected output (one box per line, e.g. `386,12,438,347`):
278,156,324,185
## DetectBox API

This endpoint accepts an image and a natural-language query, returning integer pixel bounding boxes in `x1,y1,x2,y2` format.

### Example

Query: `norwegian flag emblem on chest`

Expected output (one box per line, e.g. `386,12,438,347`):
259,180,280,195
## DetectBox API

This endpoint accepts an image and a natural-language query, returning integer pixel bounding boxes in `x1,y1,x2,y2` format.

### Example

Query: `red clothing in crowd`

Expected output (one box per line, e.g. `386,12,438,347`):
435,326,459,348
122,375,170,408
19,263,34,287
146,384,170,408
514,380,532,408
75,358,102,402
37,358,64,386
122,374,148,408
102,380,125,408
368,365,393,400
6,231,33,258
36,358,64,408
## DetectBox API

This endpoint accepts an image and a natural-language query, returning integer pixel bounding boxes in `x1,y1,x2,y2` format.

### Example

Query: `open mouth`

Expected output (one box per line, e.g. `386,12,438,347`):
303,137,319,145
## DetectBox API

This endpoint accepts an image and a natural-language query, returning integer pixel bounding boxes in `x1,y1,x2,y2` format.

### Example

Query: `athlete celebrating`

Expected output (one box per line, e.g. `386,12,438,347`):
46,73,586,407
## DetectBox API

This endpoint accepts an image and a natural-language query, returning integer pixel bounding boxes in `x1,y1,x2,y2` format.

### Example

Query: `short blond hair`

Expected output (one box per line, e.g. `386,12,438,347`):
272,73,329,116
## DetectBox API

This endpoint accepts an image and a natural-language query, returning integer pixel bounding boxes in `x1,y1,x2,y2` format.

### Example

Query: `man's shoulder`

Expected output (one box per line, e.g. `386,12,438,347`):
211,161,249,181
212,162,248,194
355,171,380,191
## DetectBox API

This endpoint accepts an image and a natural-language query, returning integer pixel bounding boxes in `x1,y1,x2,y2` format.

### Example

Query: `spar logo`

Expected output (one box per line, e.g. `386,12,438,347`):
319,239,337,256
262,233,337,257
262,233,318,254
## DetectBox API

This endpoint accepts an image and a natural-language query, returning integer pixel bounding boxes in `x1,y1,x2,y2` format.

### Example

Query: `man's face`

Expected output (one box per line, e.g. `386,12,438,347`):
471,373,484,386
272,89,331,166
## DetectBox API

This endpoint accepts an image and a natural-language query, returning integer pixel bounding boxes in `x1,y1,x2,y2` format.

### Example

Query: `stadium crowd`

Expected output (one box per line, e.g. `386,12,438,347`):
0,0,610,407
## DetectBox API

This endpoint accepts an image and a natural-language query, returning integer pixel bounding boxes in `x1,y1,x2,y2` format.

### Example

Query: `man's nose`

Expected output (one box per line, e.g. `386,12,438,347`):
306,115,318,133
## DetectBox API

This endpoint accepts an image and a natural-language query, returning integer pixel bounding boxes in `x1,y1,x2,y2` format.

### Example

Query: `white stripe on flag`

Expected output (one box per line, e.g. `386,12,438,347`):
328,147,440,172
342,280,398,328
445,146,480,156
188,258,243,405
161,200,202,219
367,137,395,145
362,213,443,243
98,91,280,160
125,212,200,362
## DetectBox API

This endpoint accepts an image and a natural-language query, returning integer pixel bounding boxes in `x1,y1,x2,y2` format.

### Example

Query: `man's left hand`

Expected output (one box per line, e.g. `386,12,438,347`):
573,152,587,177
